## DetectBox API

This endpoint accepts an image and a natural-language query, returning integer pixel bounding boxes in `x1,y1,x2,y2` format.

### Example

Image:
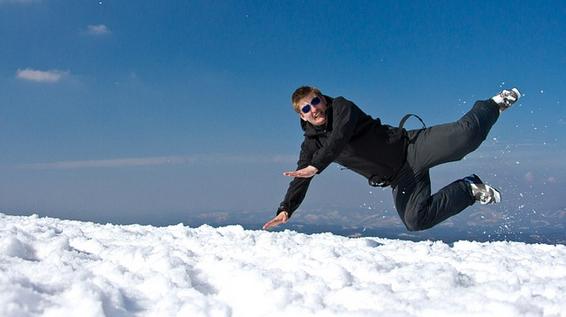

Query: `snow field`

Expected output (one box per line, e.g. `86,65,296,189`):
0,213,565,317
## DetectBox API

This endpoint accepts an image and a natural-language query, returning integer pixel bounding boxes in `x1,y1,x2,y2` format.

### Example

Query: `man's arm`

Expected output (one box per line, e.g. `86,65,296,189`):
263,177,313,230
263,139,316,230
310,97,360,173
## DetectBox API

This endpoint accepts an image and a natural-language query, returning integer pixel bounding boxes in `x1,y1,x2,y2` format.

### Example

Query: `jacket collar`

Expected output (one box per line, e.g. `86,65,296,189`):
300,95,334,137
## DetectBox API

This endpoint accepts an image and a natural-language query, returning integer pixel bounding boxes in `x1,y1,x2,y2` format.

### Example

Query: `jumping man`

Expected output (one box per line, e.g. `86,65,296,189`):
262,86,521,231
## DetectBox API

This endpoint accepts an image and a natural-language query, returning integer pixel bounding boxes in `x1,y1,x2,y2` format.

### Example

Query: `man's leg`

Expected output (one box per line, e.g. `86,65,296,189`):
392,165,476,231
392,99,500,231
407,99,500,170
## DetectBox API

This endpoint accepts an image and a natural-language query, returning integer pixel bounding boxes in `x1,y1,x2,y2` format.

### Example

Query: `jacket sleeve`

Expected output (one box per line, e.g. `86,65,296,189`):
276,138,316,218
310,98,359,173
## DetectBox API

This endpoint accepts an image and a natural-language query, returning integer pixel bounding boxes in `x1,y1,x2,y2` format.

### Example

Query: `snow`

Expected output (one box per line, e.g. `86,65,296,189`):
1,213,565,317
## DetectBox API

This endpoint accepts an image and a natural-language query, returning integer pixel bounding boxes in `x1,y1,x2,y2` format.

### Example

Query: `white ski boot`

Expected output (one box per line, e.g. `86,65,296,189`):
464,174,501,204
492,88,521,112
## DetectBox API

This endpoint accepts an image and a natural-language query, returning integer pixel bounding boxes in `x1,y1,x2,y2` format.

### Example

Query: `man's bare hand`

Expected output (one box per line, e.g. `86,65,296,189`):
262,211,289,230
283,165,318,178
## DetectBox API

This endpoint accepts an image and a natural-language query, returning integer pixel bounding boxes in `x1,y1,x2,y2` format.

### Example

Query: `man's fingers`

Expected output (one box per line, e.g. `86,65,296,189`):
283,166,317,178
283,171,309,178
263,218,279,230
263,220,279,230
263,212,288,230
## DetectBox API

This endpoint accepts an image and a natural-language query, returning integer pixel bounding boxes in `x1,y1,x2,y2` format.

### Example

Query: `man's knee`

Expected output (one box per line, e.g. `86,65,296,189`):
403,210,430,232
452,119,486,157
459,101,498,145
404,220,427,232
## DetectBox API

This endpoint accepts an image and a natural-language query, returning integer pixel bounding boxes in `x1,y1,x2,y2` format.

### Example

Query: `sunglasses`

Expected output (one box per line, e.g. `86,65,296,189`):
300,96,321,113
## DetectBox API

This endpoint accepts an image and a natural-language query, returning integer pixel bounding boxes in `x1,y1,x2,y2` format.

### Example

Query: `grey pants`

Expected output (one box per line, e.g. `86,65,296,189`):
391,99,500,231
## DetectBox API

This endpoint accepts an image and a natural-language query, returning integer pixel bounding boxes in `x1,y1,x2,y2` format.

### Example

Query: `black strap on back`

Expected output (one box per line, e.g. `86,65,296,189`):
367,114,428,188
399,113,426,129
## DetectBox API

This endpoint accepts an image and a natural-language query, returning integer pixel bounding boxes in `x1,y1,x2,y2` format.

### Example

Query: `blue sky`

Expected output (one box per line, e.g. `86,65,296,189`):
0,1,564,234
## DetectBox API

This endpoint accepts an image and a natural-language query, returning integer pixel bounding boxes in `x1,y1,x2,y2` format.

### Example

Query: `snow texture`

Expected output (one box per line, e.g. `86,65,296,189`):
1,213,565,317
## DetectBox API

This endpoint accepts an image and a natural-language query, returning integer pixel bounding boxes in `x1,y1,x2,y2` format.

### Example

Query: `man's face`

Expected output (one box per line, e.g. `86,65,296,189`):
298,93,327,126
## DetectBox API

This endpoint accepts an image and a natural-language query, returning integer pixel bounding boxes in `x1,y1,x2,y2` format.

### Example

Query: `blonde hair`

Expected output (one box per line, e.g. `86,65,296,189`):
291,86,322,113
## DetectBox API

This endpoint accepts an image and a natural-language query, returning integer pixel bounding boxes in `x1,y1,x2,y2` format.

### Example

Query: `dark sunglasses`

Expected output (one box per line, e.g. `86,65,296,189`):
300,96,321,113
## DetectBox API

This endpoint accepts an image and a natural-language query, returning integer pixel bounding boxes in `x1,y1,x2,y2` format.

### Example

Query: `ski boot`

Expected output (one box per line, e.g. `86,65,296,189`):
464,174,501,204
492,88,521,113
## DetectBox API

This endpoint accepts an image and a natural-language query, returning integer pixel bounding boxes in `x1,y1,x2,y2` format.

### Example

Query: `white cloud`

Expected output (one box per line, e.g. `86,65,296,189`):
16,68,67,83
86,24,111,35
21,156,194,170
19,154,296,170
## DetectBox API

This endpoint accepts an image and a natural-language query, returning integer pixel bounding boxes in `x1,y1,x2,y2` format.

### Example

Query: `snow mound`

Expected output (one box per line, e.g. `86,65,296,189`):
1,213,565,317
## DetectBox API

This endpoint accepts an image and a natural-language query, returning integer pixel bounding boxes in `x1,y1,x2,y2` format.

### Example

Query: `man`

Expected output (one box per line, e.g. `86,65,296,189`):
263,86,521,231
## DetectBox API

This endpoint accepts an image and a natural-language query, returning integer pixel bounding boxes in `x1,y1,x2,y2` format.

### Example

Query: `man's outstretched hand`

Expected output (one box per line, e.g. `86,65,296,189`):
262,211,289,230
264,166,317,230
283,165,318,178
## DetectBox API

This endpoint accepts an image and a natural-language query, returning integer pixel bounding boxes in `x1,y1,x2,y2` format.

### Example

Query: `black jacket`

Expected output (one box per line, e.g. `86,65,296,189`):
277,96,408,218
